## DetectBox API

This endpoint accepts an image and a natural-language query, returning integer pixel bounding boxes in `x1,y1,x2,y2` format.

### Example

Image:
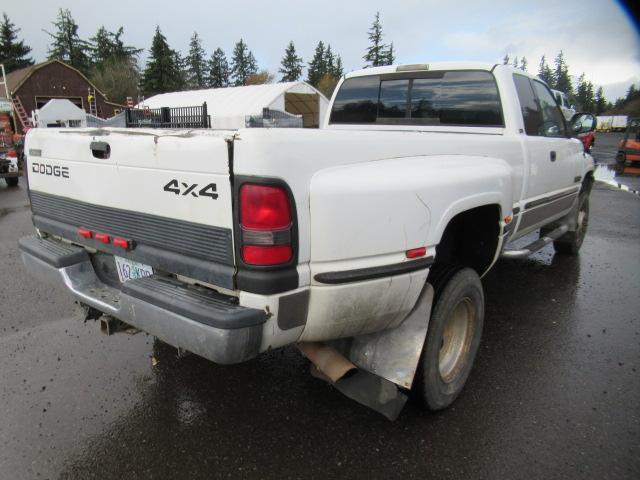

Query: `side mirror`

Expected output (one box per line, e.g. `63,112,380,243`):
570,113,597,135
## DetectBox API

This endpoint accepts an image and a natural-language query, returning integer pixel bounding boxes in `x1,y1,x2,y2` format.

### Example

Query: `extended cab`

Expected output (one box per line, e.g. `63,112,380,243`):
19,63,595,418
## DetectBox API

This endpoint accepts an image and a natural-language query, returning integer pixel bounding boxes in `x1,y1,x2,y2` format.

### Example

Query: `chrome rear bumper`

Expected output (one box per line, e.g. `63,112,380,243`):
19,235,265,364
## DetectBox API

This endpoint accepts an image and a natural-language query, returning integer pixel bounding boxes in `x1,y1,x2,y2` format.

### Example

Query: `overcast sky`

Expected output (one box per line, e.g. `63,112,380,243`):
4,0,639,100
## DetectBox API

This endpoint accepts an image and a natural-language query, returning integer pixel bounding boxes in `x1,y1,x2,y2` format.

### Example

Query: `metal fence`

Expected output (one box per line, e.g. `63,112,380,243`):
246,108,303,128
125,103,211,129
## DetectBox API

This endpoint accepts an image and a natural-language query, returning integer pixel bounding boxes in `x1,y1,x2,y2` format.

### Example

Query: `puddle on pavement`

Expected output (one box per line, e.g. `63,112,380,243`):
594,163,640,195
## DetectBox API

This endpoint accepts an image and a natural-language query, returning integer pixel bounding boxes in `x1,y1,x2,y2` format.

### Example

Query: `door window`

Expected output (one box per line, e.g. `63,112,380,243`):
513,74,543,136
531,81,567,137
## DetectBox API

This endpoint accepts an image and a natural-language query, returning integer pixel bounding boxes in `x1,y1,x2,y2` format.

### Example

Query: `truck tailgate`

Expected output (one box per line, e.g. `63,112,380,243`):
25,128,237,289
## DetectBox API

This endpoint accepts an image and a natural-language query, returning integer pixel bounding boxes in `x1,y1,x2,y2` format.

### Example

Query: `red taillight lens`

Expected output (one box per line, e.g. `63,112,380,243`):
242,245,292,265
239,183,294,266
113,238,130,249
78,228,92,239
95,233,110,243
240,184,291,230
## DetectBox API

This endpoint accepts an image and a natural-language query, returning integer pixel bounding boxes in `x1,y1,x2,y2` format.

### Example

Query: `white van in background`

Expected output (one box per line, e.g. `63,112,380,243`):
551,89,576,121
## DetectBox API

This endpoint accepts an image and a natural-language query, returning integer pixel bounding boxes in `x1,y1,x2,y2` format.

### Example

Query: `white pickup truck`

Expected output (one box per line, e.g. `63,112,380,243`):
19,62,596,419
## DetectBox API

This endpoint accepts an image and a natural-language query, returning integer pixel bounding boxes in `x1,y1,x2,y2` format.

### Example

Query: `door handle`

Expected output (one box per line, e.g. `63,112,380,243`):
90,141,110,159
550,151,556,162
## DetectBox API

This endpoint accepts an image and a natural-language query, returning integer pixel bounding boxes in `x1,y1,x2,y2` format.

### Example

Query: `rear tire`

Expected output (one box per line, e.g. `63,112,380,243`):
4,177,18,187
552,192,589,255
414,267,484,410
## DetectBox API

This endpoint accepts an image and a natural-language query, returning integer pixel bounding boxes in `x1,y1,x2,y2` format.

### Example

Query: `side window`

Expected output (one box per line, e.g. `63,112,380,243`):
513,74,543,136
378,79,409,119
531,81,567,137
329,76,380,124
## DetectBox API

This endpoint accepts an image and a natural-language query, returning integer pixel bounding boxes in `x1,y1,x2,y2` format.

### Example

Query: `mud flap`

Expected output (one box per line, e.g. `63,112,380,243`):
298,283,434,420
326,369,408,421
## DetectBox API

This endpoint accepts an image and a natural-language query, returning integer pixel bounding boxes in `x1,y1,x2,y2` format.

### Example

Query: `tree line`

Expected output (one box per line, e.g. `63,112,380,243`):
0,10,395,104
2,9,636,114
504,50,619,115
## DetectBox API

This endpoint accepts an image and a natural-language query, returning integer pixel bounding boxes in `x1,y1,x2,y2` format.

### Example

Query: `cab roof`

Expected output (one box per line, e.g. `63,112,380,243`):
345,61,539,81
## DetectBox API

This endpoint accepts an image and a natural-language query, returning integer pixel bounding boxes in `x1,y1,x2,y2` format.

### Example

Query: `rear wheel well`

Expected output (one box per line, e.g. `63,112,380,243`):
433,205,501,276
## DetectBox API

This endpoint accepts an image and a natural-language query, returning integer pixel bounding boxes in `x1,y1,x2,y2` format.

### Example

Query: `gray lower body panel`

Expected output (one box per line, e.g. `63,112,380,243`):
19,235,264,365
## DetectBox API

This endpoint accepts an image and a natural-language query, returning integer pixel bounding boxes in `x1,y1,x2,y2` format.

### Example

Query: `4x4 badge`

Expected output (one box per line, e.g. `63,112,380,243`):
163,179,218,199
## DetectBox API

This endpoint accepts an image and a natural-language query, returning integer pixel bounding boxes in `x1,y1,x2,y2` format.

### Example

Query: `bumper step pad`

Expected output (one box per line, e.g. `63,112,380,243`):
122,276,266,329
18,235,88,268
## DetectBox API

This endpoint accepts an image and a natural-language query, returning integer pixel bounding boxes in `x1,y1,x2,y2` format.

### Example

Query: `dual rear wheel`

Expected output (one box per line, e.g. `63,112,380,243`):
414,266,484,410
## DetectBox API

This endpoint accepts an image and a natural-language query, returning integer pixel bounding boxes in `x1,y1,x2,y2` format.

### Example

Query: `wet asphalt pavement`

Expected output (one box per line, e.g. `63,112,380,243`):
1,134,639,479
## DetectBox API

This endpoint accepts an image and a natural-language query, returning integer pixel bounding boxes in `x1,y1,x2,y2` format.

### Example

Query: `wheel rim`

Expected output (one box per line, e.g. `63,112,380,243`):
438,297,475,383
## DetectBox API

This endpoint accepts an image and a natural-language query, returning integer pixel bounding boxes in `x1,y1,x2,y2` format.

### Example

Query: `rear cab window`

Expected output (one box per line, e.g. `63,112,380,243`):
330,70,504,127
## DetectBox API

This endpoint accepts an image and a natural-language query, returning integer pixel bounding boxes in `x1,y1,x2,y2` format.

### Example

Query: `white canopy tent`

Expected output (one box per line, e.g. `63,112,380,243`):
140,82,329,129
33,99,87,128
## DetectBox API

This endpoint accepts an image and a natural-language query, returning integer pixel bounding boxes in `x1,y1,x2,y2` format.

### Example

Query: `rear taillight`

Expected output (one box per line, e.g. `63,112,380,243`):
239,183,293,266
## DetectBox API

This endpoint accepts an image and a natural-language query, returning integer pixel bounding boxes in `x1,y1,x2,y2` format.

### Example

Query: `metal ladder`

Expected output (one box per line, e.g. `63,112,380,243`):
11,95,33,131
88,88,98,116
1,63,24,133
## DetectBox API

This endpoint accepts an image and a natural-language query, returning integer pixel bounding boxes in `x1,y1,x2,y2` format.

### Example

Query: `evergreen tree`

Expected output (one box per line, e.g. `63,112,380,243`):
324,44,335,76
503,54,510,65
363,12,393,67
185,32,207,89
385,42,395,65
0,13,33,72
140,26,182,96
89,26,140,70
594,86,607,115
332,55,344,78
512,56,519,68
520,56,528,72
307,41,326,87
575,74,588,109
208,47,229,88
585,81,595,112
230,38,257,86
279,41,303,82
553,50,572,94
537,55,554,87
91,57,139,104
173,50,187,91
45,9,91,73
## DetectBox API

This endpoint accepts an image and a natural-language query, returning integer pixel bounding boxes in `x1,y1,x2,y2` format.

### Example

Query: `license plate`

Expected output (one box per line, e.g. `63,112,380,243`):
114,256,154,283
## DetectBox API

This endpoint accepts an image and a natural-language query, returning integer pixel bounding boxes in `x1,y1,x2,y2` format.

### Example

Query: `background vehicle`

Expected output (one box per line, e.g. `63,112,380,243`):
572,112,597,152
611,115,629,132
616,117,640,174
552,89,576,121
19,63,595,418
0,147,20,187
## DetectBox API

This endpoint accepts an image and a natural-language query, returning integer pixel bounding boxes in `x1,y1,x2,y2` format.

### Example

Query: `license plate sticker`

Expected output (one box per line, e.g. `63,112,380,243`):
114,256,154,283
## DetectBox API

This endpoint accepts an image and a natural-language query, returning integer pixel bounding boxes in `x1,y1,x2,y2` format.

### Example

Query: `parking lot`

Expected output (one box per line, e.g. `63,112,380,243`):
1,135,639,479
